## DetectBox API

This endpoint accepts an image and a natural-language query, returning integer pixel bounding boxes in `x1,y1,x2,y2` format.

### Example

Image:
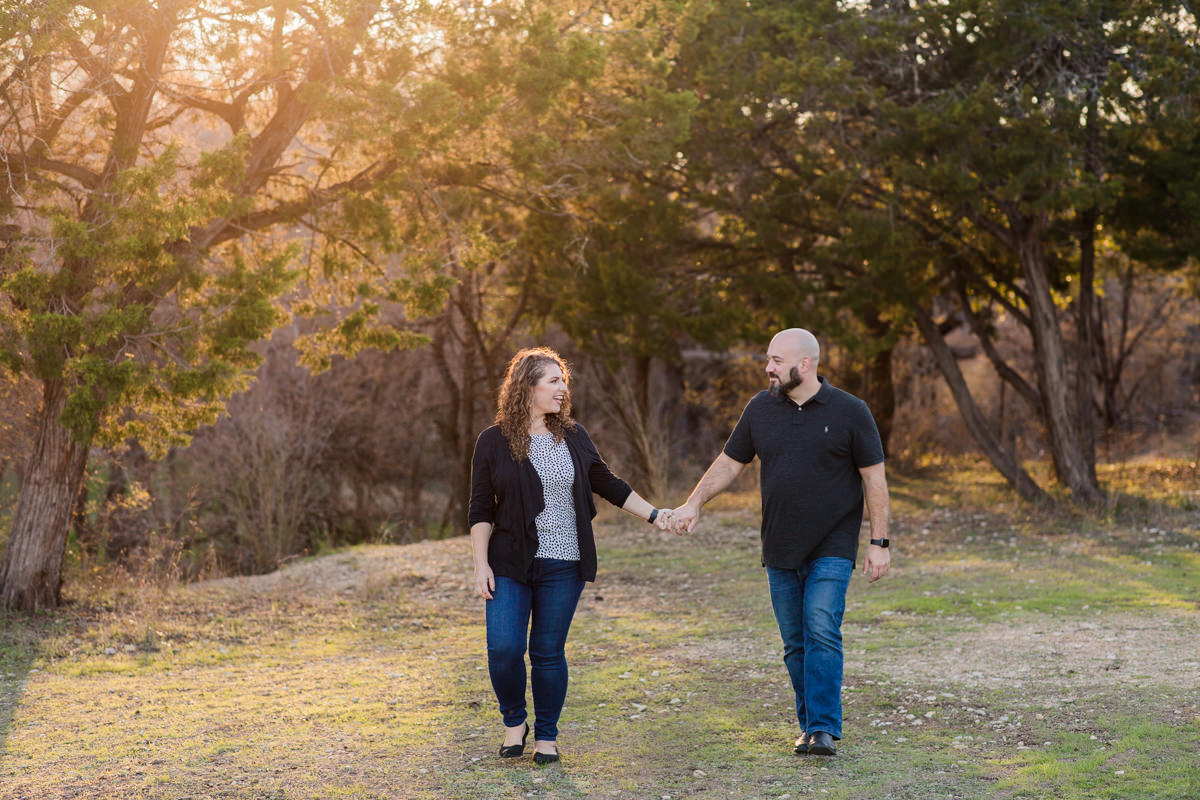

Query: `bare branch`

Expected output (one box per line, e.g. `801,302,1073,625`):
155,84,246,131
237,2,383,196
955,277,1041,410
1,150,102,189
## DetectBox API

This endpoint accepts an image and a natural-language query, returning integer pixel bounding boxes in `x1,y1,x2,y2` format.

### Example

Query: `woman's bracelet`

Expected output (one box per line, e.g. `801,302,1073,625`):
647,508,659,525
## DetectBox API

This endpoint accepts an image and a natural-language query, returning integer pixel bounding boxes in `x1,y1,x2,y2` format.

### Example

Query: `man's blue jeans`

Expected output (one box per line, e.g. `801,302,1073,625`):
766,557,854,740
485,558,585,742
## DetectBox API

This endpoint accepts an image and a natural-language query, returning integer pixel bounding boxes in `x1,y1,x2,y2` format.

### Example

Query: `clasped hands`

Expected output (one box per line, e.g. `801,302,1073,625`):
653,502,700,536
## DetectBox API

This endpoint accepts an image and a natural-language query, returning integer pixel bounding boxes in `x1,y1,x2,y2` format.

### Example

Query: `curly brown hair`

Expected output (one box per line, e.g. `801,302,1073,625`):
496,347,576,462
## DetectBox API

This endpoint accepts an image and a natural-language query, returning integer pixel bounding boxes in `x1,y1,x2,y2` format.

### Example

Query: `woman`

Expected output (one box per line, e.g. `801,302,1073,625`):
469,347,672,764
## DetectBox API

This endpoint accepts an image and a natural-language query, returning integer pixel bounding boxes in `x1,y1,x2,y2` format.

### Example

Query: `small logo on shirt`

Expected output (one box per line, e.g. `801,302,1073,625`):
824,425,829,433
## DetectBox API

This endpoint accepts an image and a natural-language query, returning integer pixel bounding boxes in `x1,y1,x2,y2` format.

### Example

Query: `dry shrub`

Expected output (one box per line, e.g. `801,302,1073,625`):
65,329,447,583
1092,272,1200,437
189,381,334,574
176,331,444,576
671,348,765,490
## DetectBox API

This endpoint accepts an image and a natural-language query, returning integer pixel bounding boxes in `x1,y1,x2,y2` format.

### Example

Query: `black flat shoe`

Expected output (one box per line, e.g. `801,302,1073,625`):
793,732,811,755
499,722,529,758
808,731,837,756
533,750,560,765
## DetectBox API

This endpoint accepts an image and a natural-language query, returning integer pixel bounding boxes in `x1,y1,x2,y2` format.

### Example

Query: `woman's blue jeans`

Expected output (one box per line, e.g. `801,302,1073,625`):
485,558,585,742
766,557,854,740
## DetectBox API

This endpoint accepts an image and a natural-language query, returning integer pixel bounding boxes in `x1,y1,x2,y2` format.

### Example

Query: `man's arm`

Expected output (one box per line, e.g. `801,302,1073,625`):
860,462,891,582
672,452,749,533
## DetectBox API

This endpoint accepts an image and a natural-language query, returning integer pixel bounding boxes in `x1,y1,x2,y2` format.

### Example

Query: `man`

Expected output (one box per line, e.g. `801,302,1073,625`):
671,328,890,756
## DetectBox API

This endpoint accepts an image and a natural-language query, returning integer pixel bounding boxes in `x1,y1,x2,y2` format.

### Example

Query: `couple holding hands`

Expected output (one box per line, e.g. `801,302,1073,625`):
468,329,891,764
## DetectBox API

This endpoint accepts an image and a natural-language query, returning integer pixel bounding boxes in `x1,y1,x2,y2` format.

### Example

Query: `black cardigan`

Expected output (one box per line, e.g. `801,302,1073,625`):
468,423,633,582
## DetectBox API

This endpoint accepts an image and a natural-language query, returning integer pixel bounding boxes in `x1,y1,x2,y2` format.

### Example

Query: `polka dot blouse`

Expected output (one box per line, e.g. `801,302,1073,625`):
529,432,580,561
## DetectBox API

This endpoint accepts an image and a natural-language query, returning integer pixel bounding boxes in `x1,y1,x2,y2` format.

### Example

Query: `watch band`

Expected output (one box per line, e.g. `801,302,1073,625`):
870,538,890,548
648,508,659,525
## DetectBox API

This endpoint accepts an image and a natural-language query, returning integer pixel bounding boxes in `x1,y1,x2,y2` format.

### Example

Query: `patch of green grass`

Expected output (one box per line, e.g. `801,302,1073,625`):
1001,716,1200,799
852,552,1199,623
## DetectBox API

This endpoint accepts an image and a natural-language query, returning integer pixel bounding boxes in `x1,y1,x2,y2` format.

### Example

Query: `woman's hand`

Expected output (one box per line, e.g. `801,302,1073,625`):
474,564,496,600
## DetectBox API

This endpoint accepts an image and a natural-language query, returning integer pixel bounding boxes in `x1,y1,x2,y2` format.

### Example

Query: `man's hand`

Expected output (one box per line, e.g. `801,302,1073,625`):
671,502,701,534
474,565,496,599
863,544,890,583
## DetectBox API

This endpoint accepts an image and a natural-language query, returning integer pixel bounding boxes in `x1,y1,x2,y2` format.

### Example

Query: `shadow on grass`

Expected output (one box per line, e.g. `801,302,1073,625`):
0,608,42,755
1102,489,1200,523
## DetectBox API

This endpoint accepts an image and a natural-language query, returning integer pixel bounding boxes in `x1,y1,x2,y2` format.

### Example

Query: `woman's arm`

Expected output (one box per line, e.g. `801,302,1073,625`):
470,521,496,599
619,491,677,530
573,425,634,506
468,431,498,599
573,426,673,528
620,490,657,522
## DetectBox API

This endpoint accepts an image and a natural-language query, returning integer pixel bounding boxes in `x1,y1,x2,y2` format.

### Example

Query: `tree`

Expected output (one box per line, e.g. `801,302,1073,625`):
379,3,700,527
413,0,700,516
665,0,1200,502
656,0,914,451
0,0,589,609
850,0,1200,501
529,186,708,497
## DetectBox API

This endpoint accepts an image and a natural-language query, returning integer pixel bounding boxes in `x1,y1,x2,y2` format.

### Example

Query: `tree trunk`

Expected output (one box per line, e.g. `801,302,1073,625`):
1076,96,1100,481
1076,217,1099,482
863,345,895,456
1010,216,1103,504
1,380,93,611
433,277,484,534
861,312,896,455
914,308,1046,502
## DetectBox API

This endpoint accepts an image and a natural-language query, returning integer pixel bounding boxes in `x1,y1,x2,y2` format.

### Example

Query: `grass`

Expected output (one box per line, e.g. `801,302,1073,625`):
1,456,1199,799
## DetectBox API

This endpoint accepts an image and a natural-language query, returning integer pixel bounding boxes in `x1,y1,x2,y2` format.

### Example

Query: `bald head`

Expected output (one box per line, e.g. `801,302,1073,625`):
770,328,820,366
766,328,821,401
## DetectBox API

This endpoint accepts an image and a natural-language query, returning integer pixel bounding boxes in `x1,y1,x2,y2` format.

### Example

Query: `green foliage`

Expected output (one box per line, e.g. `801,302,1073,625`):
190,131,254,222
667,0,1200,306
204,248,297,364
1112,129,1200,270
4,0,677,460
531,186,731,362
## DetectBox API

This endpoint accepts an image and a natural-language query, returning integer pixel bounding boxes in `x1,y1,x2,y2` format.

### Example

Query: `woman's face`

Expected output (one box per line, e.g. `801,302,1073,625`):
530,363,568,419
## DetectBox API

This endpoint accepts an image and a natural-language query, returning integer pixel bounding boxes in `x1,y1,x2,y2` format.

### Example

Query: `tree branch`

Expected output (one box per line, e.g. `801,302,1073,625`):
954,277,1041,410
237,1,382,197
1,150,102,189
200,158,400,251
155,84,245,131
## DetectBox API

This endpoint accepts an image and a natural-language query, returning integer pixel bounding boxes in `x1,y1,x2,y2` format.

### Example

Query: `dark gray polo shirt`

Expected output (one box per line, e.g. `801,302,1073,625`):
723,378,885,569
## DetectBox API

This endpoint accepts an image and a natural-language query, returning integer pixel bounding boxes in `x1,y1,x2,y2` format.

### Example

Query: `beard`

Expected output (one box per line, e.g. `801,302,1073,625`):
769,365,803,397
